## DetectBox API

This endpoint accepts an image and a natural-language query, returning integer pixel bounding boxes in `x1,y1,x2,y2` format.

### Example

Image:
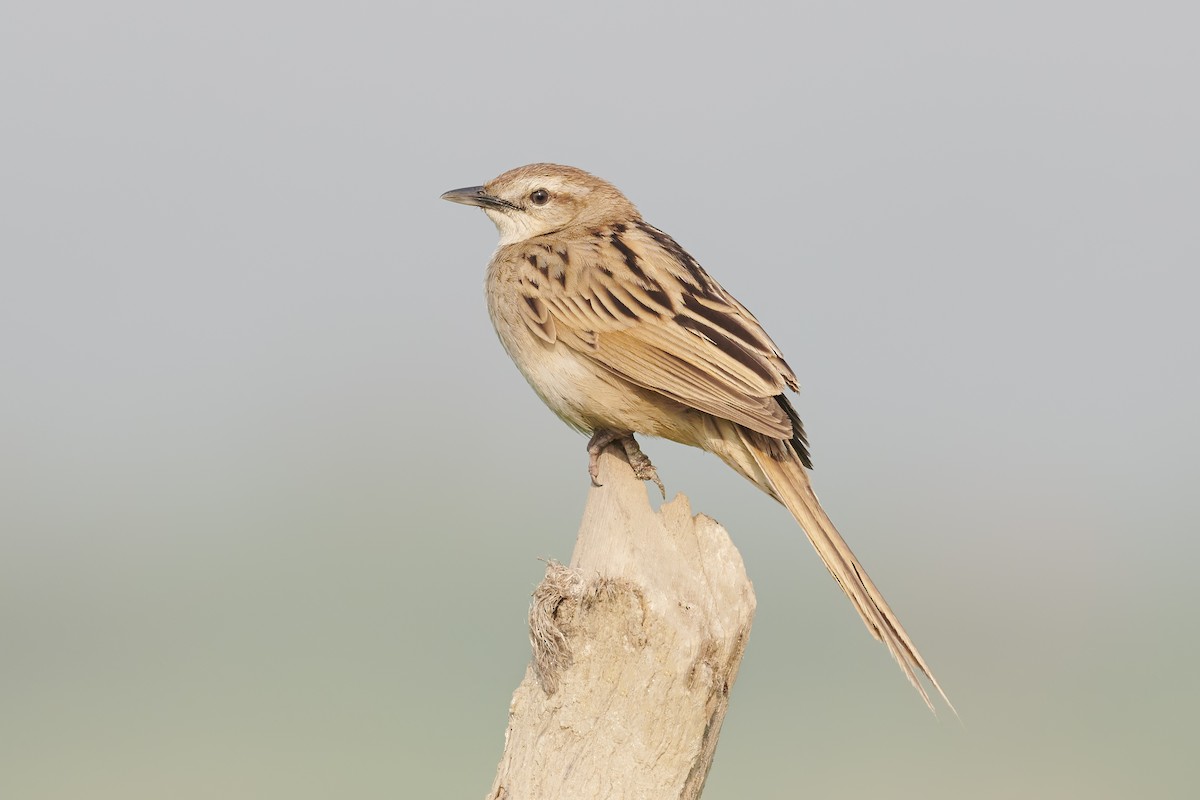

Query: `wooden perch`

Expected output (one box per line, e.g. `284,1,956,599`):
486,445,757,800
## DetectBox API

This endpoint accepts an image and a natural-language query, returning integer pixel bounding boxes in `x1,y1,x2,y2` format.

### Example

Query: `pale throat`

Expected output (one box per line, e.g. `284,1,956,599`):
483,208,544,246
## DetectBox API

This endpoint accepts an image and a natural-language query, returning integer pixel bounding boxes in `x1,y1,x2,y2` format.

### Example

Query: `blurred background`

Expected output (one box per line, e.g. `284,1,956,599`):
2,2,1197,797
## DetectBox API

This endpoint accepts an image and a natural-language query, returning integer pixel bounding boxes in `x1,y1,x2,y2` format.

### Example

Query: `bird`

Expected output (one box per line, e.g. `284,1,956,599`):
441,163,952,713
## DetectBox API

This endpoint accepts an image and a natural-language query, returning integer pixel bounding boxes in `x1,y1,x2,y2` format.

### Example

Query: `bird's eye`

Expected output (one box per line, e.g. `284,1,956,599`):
529,189,550,206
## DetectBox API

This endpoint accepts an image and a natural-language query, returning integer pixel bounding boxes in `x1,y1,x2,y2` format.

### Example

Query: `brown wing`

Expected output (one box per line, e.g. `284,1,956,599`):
511,219,805,446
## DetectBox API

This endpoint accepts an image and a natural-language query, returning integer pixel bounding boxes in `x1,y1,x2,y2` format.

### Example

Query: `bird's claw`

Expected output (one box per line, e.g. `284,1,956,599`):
586,430,665,498
587,430,622,487
622,438,666,498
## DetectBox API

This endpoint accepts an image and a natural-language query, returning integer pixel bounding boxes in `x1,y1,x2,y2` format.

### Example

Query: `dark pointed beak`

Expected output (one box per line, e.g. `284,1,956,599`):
440,185,517,211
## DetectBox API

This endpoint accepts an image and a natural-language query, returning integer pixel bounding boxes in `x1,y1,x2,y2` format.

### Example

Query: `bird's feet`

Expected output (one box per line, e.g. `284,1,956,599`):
587,429,666,498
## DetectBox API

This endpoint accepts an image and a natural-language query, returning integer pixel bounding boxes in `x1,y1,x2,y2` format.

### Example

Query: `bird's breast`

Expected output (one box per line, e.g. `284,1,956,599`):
485,265,699,442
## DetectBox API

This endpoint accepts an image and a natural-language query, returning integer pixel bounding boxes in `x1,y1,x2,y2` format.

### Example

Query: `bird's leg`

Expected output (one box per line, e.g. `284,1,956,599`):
586,429,625,486
587,429,666,498
620,434,666,498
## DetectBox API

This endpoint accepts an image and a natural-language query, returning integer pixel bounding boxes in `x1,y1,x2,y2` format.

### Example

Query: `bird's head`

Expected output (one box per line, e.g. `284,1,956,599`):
441,163,639,245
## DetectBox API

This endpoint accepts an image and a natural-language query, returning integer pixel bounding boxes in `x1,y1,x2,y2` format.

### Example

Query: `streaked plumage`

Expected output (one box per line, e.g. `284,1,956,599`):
442,163,952,712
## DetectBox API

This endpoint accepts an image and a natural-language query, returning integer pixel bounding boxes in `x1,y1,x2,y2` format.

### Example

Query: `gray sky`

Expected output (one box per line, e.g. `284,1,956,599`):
2,2,1198,798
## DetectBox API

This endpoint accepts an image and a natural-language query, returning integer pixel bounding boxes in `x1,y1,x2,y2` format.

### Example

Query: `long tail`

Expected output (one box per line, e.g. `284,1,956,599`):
703,420,954,713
